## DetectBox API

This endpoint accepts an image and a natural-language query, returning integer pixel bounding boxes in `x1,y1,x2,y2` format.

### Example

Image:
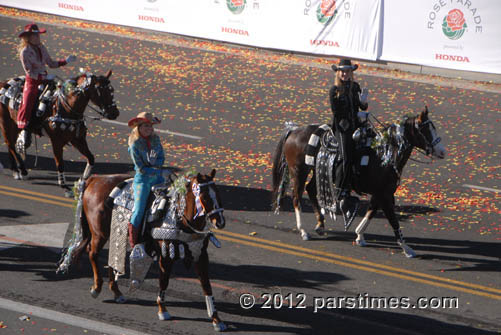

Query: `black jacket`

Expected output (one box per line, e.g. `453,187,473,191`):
329,81,367,132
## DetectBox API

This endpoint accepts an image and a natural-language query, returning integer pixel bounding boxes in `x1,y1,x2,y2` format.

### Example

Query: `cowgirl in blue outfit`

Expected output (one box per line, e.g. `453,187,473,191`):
127,112,165,248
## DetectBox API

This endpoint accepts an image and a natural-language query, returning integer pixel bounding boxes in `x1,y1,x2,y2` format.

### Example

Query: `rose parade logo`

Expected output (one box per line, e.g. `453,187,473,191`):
227,0,246,14
317,0,337,24
427,1,483,39
442,9,467,40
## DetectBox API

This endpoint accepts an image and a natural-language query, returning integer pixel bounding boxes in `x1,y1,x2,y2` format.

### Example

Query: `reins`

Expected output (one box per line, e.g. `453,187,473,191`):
85,103,107,118
52,74,109,120
408,148,434,164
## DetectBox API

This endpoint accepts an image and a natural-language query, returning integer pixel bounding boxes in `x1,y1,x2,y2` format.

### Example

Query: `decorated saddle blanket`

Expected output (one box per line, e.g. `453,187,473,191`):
106,176,218,278
303,124,340,215
0,77,25,111
313,129,340,218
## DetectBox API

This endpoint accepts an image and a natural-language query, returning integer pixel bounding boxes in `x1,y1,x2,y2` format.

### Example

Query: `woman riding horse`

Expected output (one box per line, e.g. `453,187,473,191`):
17,23,76,150
329,58,369,223
127,112,165,248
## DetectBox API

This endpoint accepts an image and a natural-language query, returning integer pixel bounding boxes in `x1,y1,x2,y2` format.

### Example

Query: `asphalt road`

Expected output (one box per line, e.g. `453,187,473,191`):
0,10,500,335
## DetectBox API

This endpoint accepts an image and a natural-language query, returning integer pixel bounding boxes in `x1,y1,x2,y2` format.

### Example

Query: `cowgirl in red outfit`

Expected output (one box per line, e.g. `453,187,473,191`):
17,23,76,149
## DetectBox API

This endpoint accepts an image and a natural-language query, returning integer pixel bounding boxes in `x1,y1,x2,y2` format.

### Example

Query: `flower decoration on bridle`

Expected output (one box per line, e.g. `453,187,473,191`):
192,182,206,219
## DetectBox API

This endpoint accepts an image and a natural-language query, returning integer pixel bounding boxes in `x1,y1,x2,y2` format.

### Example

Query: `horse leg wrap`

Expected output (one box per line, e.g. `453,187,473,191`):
157,290,171,320
355,216,370,235
205,295,216,318
58,172,66,186
82,163,93,180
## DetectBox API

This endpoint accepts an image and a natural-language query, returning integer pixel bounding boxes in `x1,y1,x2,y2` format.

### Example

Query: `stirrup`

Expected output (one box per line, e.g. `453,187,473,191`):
340,196,359,231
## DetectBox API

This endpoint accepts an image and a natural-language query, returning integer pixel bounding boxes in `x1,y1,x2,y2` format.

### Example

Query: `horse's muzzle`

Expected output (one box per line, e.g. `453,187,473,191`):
207,208,225,229
105,106,120,120
432,142,446,159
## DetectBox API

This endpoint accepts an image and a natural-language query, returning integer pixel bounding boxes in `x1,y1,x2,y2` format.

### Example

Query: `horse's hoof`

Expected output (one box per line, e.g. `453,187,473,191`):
301,232,310,241
398,242,416,258
13,172,21,180
213,321,227,332
158,311,171,321
355,238,366,247
90,288,100,298
64,190,74,198
115,295,126,304
314,225,325,236
404,249,417,258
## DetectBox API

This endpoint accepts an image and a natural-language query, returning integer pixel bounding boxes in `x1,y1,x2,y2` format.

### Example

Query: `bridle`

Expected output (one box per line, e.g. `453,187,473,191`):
89,77,117,118
182,179,225,234
413,118,442,156
54,75,116,119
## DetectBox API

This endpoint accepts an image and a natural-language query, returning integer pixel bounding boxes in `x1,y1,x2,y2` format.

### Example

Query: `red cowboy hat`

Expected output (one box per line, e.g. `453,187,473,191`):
127,112,161,128
18,23,46,38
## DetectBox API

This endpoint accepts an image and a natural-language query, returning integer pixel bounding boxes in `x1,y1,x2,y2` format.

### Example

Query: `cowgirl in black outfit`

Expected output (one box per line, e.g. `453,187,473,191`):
329,59,368,223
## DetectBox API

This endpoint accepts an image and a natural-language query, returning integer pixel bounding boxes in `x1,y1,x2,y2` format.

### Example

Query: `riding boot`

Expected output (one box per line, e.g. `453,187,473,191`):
16,129,32,153
128,223,140,249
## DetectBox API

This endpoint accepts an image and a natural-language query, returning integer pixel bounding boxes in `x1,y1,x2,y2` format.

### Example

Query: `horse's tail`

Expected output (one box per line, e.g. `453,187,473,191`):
271,127,294,213
56,178,91,274
70,206,91,266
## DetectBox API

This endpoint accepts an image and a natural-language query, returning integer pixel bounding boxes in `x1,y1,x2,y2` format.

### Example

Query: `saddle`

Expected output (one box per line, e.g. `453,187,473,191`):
0,76,56,132
0,76,25,111
305,123,377,230
106,177,174,284
307,125,341,221
105,172,219,287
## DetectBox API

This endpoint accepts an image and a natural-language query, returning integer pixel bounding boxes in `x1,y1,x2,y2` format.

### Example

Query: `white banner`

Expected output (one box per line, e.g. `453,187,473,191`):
2,0,381,60
380,0,501,74
3,0,500,73
189,0,382,60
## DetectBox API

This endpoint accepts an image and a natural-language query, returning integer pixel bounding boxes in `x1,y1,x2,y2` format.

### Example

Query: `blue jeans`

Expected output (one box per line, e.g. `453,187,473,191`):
130,174,164,229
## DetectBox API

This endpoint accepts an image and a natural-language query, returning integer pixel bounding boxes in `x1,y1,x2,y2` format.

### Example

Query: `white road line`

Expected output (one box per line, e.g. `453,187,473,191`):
462,184,500,193
0,297,149,335
100,119,203,140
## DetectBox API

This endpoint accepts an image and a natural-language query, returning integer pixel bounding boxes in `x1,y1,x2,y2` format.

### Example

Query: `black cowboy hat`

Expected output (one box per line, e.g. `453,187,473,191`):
18,23,46,38
331,59,358,72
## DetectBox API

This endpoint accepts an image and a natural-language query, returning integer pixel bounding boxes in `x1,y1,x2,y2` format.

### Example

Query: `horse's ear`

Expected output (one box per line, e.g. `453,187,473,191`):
105,69,112,79
424,105,429,115
210,169,216,179
89,74,97,86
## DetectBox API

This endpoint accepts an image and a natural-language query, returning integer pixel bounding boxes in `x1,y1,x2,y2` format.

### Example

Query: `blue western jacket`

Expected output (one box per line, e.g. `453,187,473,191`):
128,134,165,182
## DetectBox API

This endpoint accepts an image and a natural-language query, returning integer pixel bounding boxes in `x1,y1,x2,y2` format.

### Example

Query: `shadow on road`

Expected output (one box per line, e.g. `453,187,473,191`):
0,209,30,218
0,229,499,334
218,184,439,220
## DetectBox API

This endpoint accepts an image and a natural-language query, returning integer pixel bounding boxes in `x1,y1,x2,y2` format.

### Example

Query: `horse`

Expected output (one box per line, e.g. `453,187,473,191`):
59,169,227,331
271,107,446,257
0,69,119,194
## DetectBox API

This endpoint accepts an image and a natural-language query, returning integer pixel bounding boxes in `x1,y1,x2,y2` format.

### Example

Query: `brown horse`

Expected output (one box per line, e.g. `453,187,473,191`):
0,70,119,194
271,107,446,257
62,169,227,331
